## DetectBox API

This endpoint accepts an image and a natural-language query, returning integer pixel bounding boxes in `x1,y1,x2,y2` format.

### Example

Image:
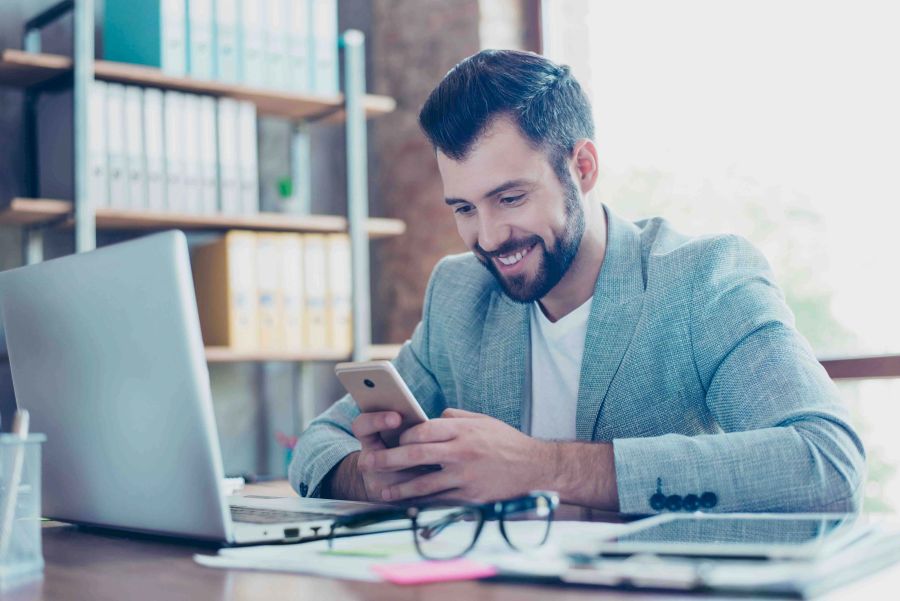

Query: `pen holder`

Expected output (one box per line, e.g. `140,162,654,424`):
0,434,46,587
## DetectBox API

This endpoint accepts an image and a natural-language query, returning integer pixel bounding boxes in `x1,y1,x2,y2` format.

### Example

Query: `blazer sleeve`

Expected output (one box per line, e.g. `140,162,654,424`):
613,235,866,513
288,260,447,498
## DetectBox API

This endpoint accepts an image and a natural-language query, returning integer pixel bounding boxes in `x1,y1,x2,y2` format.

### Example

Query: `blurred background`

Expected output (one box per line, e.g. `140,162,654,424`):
0,0,897,509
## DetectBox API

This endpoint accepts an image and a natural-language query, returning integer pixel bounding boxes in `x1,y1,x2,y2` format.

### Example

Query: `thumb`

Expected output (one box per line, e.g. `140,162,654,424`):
441,408,487,418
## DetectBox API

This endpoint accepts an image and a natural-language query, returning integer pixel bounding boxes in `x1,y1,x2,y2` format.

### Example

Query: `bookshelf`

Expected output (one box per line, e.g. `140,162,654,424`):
1,3,399,371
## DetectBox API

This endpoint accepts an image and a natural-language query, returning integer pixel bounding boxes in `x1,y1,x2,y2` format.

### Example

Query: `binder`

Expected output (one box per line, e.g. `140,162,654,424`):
182,94,202,214
289,124,312,214
310,0,339,95
256,233,284,350
280,233,305,351
216,98,241,214
104,0,187,76
124,86,148,211
88,80,109,209
264,0,289,90
302,234,329,350
286,0,311,92
325,233,353,354
240,0,267,87
237,101,259,215
164,91,187,213
198,96,219,214
188,0,215,79
215,0,240,83
143,88,167,211
192,230,259,350
105,83,129,209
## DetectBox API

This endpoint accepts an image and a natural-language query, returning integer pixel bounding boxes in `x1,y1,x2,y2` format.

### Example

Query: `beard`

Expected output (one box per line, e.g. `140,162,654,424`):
475,175,585,303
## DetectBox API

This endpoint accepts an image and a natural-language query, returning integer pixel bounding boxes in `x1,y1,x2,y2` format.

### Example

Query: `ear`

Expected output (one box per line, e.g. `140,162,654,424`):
571,139,599,194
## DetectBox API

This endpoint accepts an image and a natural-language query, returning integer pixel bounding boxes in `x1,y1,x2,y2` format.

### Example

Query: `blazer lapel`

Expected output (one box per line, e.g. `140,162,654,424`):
478,291,530,430
576,206,646,440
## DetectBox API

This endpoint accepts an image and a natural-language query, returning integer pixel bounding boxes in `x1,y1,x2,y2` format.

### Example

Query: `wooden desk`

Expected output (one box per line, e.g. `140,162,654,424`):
4,484,899,600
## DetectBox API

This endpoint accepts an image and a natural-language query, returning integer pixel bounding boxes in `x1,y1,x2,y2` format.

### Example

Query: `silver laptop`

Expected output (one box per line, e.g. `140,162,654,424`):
0,230,377,545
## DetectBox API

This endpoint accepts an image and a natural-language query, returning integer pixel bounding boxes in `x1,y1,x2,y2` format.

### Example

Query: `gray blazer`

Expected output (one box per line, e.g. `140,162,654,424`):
290,206,865,513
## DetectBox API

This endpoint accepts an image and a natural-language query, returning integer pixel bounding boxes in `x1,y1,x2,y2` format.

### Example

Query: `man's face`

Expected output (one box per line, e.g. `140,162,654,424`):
437,118,585,303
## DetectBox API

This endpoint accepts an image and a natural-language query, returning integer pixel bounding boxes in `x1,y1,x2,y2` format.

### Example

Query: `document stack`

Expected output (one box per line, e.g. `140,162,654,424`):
103,0,340,95
191,231,352,354
87,82,259,215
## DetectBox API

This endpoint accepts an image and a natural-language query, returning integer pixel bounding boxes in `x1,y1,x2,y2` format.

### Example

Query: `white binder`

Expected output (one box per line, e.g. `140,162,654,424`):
263,0,289,90
310,0,339,95
164,90,187,213
238,101,259,215
88,80,109,209
198,96,219,214
188,0,215,79
143,88,167,212
106,83,129,209
162,0,188,75
124,86,148,211
240,0,266,87
287,0,311,92
216,97,241,215
215,0,240,82
182,94,202,214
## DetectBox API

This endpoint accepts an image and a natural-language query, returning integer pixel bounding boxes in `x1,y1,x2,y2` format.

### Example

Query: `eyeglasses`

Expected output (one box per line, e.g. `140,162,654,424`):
327,491,559,560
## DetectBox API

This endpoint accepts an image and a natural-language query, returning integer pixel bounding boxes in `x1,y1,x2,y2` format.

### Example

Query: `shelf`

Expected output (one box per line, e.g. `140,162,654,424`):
0,49,396,122
204,344,403,363
0,199,406,238
205,347,349,363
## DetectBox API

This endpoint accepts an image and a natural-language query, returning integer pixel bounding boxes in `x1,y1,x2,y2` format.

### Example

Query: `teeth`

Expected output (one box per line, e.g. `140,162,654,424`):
497,246,530,266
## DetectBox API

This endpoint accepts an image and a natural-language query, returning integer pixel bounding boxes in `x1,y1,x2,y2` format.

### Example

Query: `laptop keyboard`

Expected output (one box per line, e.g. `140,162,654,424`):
230,505,338,525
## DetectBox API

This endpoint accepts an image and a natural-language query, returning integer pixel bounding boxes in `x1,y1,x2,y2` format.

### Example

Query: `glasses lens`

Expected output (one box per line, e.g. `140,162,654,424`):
413,506,482,559
501,495,553,550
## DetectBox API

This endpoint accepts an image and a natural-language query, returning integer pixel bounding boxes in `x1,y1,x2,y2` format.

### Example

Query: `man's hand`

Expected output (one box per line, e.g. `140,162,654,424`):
362,408,551,502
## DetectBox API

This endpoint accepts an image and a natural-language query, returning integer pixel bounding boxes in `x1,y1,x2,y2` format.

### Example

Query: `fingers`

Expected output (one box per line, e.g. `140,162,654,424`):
398,419,460,446
351,411,400,449
441,408,487,419
363,442,453,472
383,469,460,502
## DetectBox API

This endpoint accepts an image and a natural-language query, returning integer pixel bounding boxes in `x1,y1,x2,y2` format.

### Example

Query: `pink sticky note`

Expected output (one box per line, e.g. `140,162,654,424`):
371,559,498,585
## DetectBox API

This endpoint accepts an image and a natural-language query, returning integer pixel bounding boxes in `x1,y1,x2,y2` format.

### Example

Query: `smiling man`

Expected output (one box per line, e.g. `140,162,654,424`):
289,50,865,513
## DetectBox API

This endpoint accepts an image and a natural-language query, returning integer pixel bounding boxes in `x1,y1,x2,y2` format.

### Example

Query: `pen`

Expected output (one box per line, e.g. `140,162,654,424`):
0,409,30,558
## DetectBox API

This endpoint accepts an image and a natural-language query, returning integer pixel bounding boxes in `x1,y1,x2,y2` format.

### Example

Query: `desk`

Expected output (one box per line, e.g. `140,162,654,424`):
4,482,899,601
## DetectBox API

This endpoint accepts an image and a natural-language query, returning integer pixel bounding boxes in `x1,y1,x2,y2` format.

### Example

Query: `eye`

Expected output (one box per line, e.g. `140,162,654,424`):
500,194,525,205
454,204,474,215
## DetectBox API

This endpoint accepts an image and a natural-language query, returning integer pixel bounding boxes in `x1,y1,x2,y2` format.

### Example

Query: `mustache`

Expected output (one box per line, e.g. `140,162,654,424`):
475,236,543,259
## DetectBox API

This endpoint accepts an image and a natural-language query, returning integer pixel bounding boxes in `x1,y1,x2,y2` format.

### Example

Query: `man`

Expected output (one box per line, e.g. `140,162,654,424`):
290,50,865,514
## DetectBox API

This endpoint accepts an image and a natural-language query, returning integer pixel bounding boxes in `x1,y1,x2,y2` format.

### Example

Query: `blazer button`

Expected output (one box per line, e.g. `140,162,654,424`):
299,482,309,497
665,495,683,511
682,494,699,511
649,492,666,511
699,492,717,509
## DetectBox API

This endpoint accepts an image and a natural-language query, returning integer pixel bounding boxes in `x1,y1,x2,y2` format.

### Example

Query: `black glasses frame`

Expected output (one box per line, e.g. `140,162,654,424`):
328,490,560,560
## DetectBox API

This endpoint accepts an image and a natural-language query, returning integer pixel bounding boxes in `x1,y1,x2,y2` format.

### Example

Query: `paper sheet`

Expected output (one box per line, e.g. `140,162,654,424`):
194,520,626,582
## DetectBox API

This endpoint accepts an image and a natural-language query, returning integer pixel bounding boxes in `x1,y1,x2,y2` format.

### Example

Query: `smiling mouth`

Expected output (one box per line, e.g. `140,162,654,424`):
494,243,536,268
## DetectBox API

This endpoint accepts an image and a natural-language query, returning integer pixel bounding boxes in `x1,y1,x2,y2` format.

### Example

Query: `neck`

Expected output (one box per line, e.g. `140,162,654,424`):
538,205,607,322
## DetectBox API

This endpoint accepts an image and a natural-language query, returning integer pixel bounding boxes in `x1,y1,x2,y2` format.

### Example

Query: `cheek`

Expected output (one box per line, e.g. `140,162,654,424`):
455,218,479,250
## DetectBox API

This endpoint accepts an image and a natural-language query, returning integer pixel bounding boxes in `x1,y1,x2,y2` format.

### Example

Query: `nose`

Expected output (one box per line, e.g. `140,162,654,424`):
477,212,511,254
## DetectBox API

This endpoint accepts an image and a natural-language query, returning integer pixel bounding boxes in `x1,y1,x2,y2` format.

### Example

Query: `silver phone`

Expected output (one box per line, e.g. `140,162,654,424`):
334,361,428,448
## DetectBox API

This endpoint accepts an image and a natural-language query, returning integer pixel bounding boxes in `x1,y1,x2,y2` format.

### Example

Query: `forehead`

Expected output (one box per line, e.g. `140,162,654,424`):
436,117,551,200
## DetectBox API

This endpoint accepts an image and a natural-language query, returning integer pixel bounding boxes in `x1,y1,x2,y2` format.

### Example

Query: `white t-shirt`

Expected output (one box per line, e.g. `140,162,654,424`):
528,296,593,440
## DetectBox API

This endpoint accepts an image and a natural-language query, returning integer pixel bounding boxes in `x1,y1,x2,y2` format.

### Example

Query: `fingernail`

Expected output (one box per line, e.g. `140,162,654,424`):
382,489,392,501
387,414,400,427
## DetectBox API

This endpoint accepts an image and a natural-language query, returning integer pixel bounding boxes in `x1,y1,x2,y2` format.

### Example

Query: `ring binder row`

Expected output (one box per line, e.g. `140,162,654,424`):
89,80,267,217
103,0,338,95
192,231,352,354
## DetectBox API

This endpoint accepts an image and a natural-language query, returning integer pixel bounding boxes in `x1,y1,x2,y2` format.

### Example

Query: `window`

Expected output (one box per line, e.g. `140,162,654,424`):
544,0,900,510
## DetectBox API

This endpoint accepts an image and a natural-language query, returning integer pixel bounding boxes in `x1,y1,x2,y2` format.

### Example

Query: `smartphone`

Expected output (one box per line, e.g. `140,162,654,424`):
335,361,428,448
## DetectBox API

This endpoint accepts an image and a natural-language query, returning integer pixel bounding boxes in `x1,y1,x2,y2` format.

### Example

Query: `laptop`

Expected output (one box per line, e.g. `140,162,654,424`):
0,230,379,545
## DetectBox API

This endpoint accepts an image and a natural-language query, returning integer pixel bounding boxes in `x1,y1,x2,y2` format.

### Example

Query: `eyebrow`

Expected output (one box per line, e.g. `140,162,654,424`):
444,178,533,206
